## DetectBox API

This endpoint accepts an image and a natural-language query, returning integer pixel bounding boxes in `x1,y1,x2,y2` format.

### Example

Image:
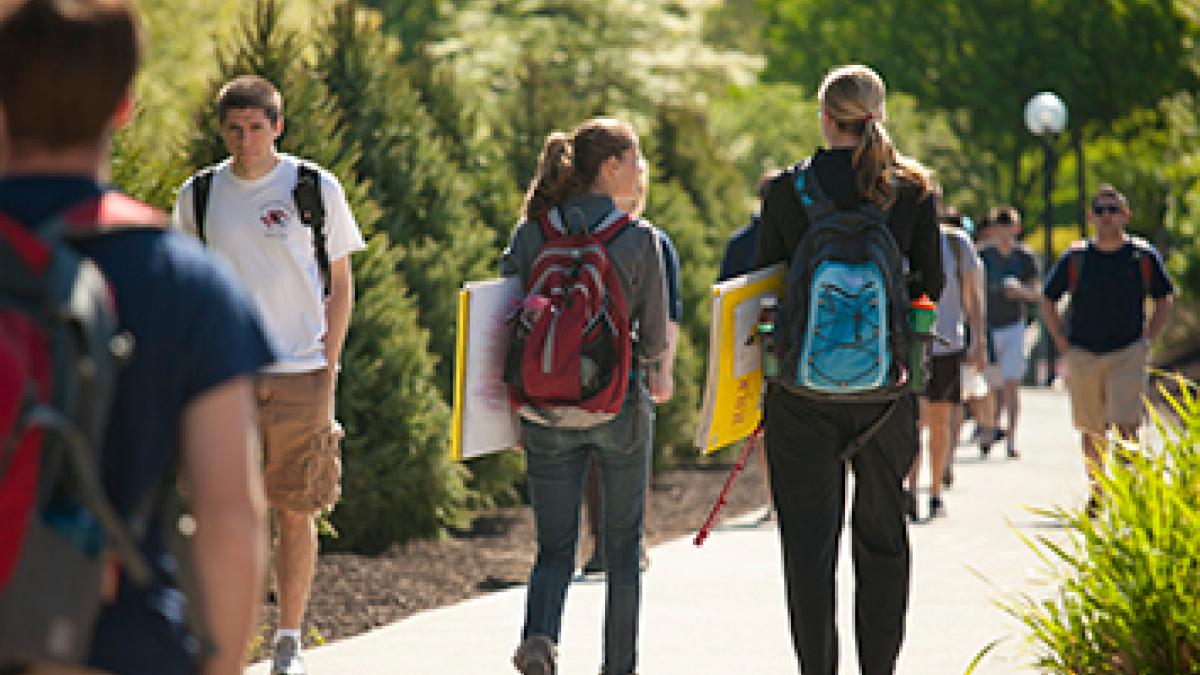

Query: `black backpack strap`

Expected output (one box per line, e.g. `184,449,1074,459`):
838,396,903,461
293,163,331,298
191,168,215,244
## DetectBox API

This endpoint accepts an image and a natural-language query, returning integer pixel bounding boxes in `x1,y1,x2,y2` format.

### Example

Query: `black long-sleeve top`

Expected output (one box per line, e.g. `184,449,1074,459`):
755,148,944,302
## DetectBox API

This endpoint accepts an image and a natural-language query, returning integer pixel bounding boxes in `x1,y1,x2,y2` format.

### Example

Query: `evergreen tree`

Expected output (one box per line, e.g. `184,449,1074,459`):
406,53,523,241
316,1,498,394
330,233,468,551
317,1,526,506
642,178,711,464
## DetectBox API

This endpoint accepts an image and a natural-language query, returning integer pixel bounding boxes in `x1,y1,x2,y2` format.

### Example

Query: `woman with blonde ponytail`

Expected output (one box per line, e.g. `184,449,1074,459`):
501,117,670,675
755,64,944,675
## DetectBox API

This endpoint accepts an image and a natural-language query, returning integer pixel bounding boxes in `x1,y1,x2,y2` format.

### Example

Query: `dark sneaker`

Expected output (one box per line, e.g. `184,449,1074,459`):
979,427,1006,458
581,553,605,576
942,465,954,488
271,635,306,675
1006,438,1020,459
928,495,946,519
513,634,557,675
903,489,918,522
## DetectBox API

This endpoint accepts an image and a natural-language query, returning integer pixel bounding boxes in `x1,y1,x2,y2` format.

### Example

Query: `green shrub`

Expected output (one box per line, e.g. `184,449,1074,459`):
1003,375,1200,673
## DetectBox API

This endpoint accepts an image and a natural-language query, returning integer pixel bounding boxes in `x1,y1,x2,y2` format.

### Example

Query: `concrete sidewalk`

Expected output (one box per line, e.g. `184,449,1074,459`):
248,388,1091,674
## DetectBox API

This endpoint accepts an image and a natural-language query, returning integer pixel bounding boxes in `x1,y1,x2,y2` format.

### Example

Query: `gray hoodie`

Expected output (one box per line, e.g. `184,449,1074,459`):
501,194,669,424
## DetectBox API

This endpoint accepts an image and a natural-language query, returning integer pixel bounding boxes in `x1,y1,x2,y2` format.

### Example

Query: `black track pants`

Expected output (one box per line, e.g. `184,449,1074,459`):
764,387,919,675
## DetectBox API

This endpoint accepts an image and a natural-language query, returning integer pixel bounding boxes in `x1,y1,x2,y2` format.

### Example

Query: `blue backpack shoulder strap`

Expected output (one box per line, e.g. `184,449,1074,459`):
792,158,835,223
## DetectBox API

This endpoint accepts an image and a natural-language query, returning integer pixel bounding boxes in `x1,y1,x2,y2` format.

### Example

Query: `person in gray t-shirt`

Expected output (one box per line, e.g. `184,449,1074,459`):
905,211,985,519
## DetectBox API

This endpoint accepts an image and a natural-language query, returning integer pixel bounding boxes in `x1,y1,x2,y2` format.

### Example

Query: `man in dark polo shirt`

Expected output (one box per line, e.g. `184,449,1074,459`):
1041,183,1173,512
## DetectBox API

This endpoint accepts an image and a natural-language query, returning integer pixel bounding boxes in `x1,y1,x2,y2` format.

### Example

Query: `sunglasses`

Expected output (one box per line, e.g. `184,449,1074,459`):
1092,204,1122,215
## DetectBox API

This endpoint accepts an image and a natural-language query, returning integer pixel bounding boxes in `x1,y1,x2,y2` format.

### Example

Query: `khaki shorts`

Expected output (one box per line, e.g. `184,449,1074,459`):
256,369,343,513
1064,340,1149,435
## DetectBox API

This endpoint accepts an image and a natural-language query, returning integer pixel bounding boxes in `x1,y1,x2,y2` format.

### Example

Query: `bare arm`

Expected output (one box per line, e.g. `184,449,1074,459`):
181,377,267,675
649,321,679,403
1146,294,1174,342
961,264,987,369
323,255,354,373
1040,295,1069,354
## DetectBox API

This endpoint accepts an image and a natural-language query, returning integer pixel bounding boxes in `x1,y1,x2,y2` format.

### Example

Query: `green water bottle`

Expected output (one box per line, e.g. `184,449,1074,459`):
908,294,937,392
758,296,780,378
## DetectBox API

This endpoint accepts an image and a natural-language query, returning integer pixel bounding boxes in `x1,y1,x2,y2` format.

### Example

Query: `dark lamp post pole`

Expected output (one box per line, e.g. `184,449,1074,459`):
1024,92,1067,386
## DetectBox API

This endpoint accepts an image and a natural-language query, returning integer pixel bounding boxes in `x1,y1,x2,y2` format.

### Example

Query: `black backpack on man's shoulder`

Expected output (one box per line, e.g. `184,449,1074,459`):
191,161,332,297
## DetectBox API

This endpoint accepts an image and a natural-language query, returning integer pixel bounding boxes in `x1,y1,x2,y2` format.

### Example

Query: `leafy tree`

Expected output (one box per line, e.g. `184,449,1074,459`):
759,0,1200,207
430,0,760,181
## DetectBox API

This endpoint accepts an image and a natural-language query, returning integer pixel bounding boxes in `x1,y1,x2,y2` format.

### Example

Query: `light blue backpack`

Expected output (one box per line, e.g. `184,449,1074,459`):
775,161,913,400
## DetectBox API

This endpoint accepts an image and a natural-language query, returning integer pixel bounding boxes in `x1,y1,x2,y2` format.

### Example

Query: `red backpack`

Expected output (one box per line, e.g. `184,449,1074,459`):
0,193,159,666
505,208,634,424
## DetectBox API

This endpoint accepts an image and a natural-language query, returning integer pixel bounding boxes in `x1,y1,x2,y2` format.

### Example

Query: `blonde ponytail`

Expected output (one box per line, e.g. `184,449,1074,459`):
819,65,933,209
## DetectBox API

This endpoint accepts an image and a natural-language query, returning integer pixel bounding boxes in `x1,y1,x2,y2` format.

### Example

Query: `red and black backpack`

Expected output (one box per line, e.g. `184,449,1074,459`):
0,193,160,666
504,208,634,425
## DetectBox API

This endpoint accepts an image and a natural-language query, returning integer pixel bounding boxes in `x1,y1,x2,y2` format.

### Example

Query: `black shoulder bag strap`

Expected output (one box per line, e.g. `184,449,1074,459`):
293,163,331,299
191,168,215,244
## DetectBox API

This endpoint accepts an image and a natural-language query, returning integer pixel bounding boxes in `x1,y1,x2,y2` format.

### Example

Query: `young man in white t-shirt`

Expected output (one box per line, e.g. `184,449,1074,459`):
172,75,365,675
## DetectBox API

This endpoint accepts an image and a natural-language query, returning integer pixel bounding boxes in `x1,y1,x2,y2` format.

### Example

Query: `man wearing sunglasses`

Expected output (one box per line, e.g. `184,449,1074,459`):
1040,184,1174,514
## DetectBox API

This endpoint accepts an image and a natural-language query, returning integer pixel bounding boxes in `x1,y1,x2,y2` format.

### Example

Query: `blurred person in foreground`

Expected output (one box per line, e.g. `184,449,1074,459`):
0,1,272,673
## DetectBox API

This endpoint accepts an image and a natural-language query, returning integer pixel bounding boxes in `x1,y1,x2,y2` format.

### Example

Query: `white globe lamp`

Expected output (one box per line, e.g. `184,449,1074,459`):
1024,91,1068,136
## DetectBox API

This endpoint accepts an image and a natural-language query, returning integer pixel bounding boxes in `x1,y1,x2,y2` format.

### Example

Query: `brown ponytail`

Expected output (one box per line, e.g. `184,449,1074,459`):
818,65,933,209
522,118,636,223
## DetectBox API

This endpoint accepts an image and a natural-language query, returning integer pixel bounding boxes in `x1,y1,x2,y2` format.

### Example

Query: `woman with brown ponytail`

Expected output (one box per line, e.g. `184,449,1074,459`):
755,65,944,674
500,117,670,675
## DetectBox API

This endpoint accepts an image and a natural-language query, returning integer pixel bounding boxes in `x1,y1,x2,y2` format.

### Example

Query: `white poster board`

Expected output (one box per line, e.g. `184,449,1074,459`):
451,277,521,460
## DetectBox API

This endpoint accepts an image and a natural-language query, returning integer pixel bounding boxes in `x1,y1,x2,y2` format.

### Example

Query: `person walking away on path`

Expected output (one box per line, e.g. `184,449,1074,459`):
581,168,677,575
502,118,669,675
0,2,273,673
171,75,366,675
977,206,1039,458
905,207,986,520
1040,183,1173,514
756,64,944,675
717,168,782,523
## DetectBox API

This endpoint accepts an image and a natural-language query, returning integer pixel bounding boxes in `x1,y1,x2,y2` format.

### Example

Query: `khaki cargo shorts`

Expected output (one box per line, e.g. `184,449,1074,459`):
1064,340,1149,435
256,369,343,513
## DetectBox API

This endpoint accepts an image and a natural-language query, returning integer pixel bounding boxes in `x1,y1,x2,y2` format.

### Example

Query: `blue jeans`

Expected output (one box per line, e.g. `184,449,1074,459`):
519,383,652,675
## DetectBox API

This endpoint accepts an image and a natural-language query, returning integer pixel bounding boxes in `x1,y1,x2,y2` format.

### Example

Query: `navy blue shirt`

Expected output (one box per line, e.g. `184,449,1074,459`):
1044,239,1173,353
655,227,682,323
717,217,758,283
0,177,275,675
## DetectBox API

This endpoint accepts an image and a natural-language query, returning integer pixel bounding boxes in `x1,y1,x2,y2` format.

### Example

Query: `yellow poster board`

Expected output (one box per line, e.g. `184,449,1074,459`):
694,264,785,454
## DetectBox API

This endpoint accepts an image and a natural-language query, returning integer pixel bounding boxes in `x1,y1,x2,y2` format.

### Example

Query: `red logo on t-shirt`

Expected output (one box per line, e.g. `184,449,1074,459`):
259,201,292,239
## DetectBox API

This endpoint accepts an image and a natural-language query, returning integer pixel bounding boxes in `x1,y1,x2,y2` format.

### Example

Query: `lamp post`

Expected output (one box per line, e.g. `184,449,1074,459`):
1024,92,1067,385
